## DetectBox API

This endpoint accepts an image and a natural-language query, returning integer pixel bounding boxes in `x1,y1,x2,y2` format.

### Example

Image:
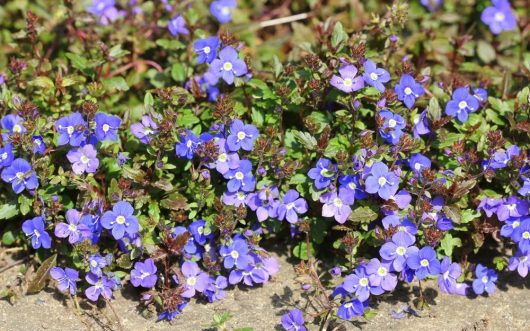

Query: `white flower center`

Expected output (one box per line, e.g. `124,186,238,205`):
116,215,126,224
16,172,24,180
230,250,239,259
414,163,422,170
90,260,98,267
1,152,7,160
34,139,41,145
223,62,233,71
404,87,412,95
343,78,352,87
359,277,369,287
187,276,197,286
197,226,204,235
348,182,357,190
235,171,244,180
458,101,468,109
102,124,110,132
420,259,429,267
80,155,89,164
370,72,378,81
388,119,397,128
396,246,406,255
377,267,388,276
140,271,149,279
494,12,505,22
221,6,230,16
95,281,103,289
67,126,74,135
203,46,211,54
378,176,387,186
508,203,517,211
523,231,530,239
68,223,77,232
286,202,295,210
13,124,22,133
236,192,246,200
344,302,353,308
513,221,520,228
237,131,246,140
481,275,489,283
333,198,343,207
218,153,227,162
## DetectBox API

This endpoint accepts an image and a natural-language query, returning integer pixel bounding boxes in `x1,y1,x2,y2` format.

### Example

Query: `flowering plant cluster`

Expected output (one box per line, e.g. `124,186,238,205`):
0,0,529,329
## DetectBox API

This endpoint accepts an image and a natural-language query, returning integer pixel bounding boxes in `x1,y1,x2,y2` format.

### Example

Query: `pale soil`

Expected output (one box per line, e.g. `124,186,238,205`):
1,250,529,331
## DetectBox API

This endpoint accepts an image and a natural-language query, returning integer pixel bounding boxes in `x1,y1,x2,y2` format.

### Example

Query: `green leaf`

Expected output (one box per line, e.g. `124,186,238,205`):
27,254,57,294
477,40,496,64
292,130,317,150
427,97,441,121
272,55,283,78
331,22,347,49
293,242,315,260
442,205,461,224
30,76,54,89
65,53,89,70
2,231,16,245
349,206,378,223
102,77,130,91
0,204,19,220
439,233,462,257
171,63,187,82
144,91,154,108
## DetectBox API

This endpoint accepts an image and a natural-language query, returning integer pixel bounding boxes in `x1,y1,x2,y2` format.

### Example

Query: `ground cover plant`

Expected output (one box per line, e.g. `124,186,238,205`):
0,0,529,329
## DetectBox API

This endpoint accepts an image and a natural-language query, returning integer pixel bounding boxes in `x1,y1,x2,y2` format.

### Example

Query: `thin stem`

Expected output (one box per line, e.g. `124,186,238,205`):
259,13,311,28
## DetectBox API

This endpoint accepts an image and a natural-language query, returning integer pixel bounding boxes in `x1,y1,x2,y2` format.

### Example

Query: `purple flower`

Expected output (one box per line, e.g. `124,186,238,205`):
382,215,418,241
512,218,530,253
379,109,406,144
497,196,529,221
508,250,530,277
409,153,431,174
130,115,157,144
175,130,199,159
337,299,365,320
246,186,279,222
222,191,248,207
100,201,139,240
339,175,367,200
210,47,248,85
473,87,488,103
88,253,112,276
85,272,115,301
1,114,25,138
500,217,522,237
226,119,259,152
364,161,400,200
67,144,99,175
95,112,121,141
210,0,236,24
420,0,442,11
366,258,397,292
438,257,467,295
223,159,256,192
205,276,228,302
0,143,14,168
208,138,240,175
445,87,480,123
342,266,383,301
472,264,497,295
54,209,91,244
193,36,220,64
330,64,364,93
413,109,430,138
281,309,306,331
87,0,123,25
519,177,530,197
168,15,189,36
363,60,390,92
22,216,51,249
33,136,46,155
130,258,157,288
380,233,417,272
277,189,308,224
481,0,516,35
189,219,212,245
55,112,87,146
478,197,502,217
307,158,337,190
220,239,250,270
406,246,441,280
394,74,425,109
1,158,38,193
50,267,78,295
320,188,355,224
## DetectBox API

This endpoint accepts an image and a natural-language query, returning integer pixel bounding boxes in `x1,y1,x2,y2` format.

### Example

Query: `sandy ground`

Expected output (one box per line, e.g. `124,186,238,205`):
1,250,529,331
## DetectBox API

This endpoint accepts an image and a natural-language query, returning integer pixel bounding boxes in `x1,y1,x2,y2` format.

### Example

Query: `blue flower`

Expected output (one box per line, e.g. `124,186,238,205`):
220,239,250,270
226,119,259,152
342,266,383,302
95,112,121,141
420,0,442,11
100,201,139,240
1,114,25,139
320,188,355,224
406,246,441,280
438,256,468,296
413,109,430,138
22,216,51,249
445,87,480,123
472,264,497,295
378,109,406,144
87,253,112,276
362,60,390,92
193,36,220,64
281,309,307,331
85,272,115,301
210,0,236,24
209,46,248,85
55,112,87,146
1,158,38,193
0,143,14,168
223,159,256,192
338,175,367,200
512,218,530,253
54,209,91,244
307,158,337,190
32,136,46,155
364,161,399,200
409,153,431,174
50,267,79,295
168,15,189,36
277,189,308,224
330,64,365,93
380,233,417,272
337,299,365,321
175,130,199,159
508,250,530,277
394,74,425,109
481,0,516,35
130,258,157,288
